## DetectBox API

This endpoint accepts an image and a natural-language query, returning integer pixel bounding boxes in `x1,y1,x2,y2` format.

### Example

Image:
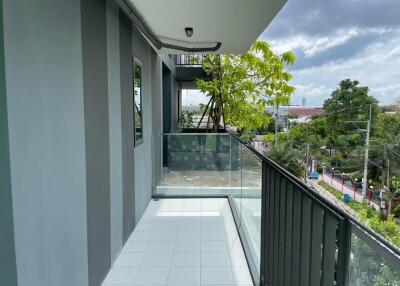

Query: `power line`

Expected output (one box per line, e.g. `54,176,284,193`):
387,145,400,158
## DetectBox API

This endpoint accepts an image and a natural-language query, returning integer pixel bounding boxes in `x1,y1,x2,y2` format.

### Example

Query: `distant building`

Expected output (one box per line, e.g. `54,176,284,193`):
265,106,325,125
287,107,325,118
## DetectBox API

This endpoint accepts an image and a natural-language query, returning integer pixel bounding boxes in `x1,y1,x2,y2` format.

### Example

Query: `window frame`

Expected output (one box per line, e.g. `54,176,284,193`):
133,57,143,147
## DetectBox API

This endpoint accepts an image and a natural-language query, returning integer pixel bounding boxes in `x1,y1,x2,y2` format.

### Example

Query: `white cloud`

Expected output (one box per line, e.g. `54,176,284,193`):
284,29,400,106
291,83,331,106
269,27,392,58
371,84,400,104
261,0,400,107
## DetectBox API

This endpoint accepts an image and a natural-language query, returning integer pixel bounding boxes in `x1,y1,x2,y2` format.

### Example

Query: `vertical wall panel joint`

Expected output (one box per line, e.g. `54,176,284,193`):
0,1,18,284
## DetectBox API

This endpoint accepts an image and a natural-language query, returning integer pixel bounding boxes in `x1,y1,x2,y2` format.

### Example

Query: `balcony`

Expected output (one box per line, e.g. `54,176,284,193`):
159,133,400,285
102,198,253,285
175,55,211,82
102,133,400,285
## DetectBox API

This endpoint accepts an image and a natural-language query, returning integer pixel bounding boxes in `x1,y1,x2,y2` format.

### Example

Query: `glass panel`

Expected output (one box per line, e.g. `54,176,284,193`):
156,134,235,196
133,60,143,145
240,145,263,274
155,133,263,277
349,232,400,286
230,136,242,228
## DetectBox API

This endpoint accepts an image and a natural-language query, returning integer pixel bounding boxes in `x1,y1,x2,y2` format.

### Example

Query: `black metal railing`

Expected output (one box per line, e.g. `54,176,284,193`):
175,54,207,67
232,135,400,286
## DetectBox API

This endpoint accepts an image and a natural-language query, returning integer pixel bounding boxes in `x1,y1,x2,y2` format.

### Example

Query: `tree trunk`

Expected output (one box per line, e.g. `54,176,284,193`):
198,55,224,132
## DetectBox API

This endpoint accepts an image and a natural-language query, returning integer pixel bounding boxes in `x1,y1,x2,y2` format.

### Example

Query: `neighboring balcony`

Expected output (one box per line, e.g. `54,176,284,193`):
152,133,400,286
175,55,211,82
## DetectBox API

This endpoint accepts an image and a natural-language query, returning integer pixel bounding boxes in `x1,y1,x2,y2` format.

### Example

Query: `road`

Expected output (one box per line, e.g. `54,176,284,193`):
306,178,358,218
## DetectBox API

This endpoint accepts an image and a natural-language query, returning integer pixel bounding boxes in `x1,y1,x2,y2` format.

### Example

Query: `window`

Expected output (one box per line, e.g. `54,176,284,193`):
133,59,143,146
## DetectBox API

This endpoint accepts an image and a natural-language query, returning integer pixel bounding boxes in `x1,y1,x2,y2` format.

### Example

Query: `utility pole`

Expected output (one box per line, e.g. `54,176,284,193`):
304,141,310,181
382,144,390,187
304,123,309,181
382,144,387,187
386,146,390,187
274,105,279,147
382,144,393,217
362,105,372,199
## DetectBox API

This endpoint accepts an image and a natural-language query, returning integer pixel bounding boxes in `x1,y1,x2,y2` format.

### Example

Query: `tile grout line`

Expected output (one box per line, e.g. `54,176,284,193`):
166,198,183,285
106,198,252,285
200,198,203,286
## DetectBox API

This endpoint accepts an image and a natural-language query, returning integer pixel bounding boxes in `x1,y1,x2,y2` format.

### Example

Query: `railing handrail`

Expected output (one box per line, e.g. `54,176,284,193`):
160,132,400,260
159,131,400,284
175,54,207,67
230,133,400,260
160,132,229,136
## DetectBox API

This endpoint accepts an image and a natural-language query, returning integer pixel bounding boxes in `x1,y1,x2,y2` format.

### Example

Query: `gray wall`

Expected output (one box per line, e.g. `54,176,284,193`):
0,1,18,284
81,0,111,285
132,28,154,223
171,79,180,131
160,55,179,131
151,50,163,189
1,1,176,285
106,0,123,262
119,10,136,242
3,0,89,285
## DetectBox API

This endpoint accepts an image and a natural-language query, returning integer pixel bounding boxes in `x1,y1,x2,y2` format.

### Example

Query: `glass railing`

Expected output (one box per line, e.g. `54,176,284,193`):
349,225,400,286
155,133,239,196
235,141,263,275
154,133,263,277
154,133,400,286
175,54,207,67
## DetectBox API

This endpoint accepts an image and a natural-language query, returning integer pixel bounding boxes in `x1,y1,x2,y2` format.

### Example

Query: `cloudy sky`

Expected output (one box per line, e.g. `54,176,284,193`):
260,0,400,106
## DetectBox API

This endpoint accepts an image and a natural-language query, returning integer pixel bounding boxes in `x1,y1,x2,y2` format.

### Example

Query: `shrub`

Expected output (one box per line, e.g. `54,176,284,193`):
393,204,400,218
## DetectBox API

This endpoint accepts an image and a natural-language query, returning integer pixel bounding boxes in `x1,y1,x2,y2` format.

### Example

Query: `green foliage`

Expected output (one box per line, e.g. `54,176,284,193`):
323,79,379,135
394,204,400,217
262,132,286,145
256,116,277,133
350,234,400,286
239,129,255,143
374,112,400,146
266,142,302,176
196,40,296,131
295,80,400,285
318,182,400,248
287,79,392,176
178,110,194,128
318,181,343,200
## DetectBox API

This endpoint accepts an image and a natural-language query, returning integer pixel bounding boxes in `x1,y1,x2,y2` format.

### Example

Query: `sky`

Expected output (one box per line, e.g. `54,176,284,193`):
260,0,400,106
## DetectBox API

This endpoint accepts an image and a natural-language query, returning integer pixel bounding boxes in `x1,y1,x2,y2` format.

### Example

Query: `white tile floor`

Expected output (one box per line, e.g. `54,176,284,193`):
102,198,254,286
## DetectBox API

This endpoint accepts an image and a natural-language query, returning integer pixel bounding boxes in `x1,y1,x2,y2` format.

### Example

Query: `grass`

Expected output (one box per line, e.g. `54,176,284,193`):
318,181,400,248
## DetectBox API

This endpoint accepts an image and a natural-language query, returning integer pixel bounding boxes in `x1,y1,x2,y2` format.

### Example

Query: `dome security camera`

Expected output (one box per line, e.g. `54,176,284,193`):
185,27,193,38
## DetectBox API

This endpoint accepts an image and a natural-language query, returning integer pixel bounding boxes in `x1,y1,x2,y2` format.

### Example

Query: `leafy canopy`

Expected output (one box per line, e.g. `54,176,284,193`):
323,79,379,136
268,142,303,176
196,40,296,131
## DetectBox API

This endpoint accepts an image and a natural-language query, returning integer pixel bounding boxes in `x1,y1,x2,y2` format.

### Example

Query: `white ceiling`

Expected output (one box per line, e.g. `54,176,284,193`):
126,0,287,54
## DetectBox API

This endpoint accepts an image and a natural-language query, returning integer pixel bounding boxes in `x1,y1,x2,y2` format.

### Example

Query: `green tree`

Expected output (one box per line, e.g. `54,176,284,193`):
267,142,302,176
196,40,296,132
288,79,382,174
178,110,195,128
323,79,379,137
374,112,400,146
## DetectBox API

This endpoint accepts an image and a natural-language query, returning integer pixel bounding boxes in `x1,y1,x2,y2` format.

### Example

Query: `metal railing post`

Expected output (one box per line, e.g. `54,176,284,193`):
260,161,268,285
336,219,351,286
